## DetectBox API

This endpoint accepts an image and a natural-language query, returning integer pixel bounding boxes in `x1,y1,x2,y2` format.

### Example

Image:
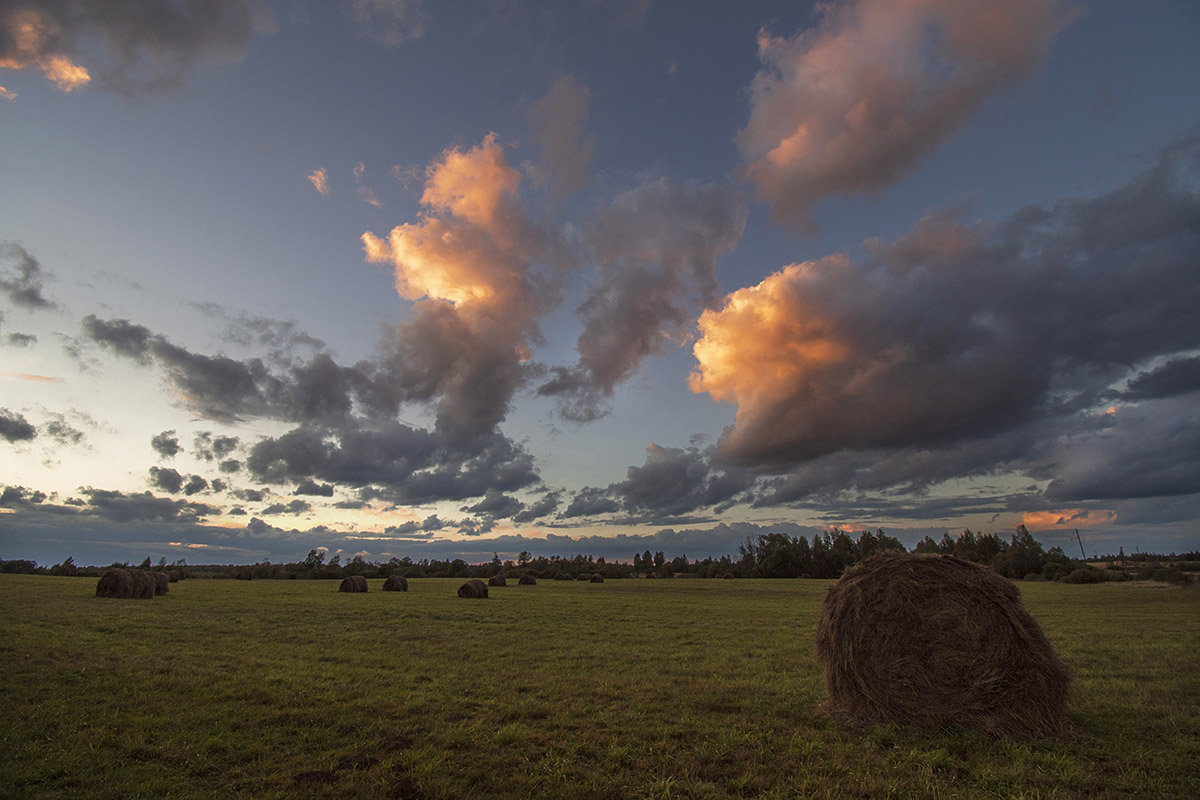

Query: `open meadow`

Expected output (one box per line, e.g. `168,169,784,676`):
1,574,1197,799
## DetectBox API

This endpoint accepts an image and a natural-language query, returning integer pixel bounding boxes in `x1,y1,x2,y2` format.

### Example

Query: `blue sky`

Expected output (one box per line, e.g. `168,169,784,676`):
2,0,1199,567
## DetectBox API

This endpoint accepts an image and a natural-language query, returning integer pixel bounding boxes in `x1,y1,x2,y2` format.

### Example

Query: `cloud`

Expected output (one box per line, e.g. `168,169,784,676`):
525,74,593,197
362,133,567,440
77,487,218,523
343,0,426,46
0,84,16,99
462,489,524,520
1121,356,1200,401
539,178,746,420
148,466,184,494
0,0,273,94
737,0,1071,233
246,418,541,505
692,134,1200,473
0,408,37,442
1,242,55,309
308,167,329,195
150,430,181,459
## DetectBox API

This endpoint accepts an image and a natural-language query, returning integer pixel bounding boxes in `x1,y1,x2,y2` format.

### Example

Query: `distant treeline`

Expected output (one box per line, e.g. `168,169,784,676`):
2,527,1198,584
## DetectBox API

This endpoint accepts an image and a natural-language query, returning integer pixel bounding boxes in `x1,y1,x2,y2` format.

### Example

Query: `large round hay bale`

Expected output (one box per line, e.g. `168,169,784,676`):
518,574,536,585
457,579,488,598
96,568,138,599
575,573,590,581
815,551,1072,738
129,569,157,598
151,571,169,595
339,575,368,593
488,575,507,586
382,575,408,592
553,573,572,581
589,573,604,583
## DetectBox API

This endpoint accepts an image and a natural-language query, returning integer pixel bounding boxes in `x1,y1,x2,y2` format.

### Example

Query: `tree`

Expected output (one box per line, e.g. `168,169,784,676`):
303,549,325,570
518,550,531,566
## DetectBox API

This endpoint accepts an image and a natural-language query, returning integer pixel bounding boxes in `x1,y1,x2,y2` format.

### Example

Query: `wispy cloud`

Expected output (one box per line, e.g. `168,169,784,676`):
307,167,329,195
737,0,1072,233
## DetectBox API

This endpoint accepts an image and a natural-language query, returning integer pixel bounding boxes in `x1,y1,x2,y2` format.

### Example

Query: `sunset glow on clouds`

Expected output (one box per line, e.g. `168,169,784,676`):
738,0,1069,232
2,1,1199,566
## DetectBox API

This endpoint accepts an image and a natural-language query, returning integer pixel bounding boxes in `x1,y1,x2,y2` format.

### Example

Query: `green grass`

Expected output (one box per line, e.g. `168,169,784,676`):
1,575,1197,799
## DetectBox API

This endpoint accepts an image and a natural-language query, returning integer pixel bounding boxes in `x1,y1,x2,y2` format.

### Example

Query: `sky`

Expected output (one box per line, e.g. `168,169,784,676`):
2,0,1199,567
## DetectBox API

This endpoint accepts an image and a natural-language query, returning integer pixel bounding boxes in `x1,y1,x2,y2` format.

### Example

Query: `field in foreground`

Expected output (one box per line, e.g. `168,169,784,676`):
1,575,1197,799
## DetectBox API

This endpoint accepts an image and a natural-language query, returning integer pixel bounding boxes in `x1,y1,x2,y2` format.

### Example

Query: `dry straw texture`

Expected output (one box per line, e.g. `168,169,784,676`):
815,551,1073,738
518,574,536,585
488,575,507,586
339,575,368,593
95,568,156,599
382,575,408,591
457,579,488,598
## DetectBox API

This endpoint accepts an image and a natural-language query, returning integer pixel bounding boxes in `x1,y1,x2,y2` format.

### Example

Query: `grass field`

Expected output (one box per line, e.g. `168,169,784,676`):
2,574,1197,799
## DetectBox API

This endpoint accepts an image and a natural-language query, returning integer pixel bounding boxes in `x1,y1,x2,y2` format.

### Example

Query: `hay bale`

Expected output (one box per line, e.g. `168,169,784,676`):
129,569,157,598
167,570,182,583
339,575,368,593
235,570,253,580
553,573,572,581
382,575,408,592
518,574,536,585
575,573,590,581
814,551,1072,738
96,568,135,598
457,579,488,598
589,573,604,583
488,575,507,586
151,571,169,595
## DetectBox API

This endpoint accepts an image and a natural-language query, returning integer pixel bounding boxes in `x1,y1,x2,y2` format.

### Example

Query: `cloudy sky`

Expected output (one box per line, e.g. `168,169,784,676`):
2,0,1198,567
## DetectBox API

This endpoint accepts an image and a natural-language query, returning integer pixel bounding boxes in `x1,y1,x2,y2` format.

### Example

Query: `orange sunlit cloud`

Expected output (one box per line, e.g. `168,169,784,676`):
737,0,1068,232
362,134,536,313
1023,509,1117,531
307,167,329,195
1,372,64,383
0,8,91,91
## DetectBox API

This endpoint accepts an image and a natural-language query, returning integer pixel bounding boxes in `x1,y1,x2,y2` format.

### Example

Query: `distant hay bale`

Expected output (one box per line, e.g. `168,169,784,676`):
382,575,408,592
575,573,590,581
518,574,536,585
96,568,155,599
488,575,507,586
722,573,734,579
589,573,604,583
151,571,169,595
167,570,182,583
554,573,572,581
235,570,253,581
339,575,368,593
815,551,1073,738
457,579,488,598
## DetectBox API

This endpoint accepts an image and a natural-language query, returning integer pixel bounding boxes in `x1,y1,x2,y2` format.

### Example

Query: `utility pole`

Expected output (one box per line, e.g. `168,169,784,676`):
1072,529,1086,559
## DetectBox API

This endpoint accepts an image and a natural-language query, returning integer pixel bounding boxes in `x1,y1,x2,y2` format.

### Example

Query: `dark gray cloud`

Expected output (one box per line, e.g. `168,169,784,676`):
148,466,183,494
247,418,540,505
512,490,560,524
261,499,310,516
1121,356,1200,401
0,408,36,442
150,430,181,458
540,178,747,420
697,134,1200,473
0,0,272,94
293,479,334,497
219,459,242,473
0,242,55,309
462,489,524,520
77,487,218,523
182,474,208,496
193,431,239,460
562,486,621,518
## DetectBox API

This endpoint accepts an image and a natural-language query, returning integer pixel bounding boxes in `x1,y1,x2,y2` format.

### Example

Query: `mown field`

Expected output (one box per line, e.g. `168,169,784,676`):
1,574,1197,799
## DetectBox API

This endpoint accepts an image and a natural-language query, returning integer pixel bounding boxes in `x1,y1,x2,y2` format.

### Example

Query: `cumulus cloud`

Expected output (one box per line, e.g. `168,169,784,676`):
148,466,184,494
540,178,746,420
362,133,567,440
0,0,273,94
343,0,426,46
1,242,55,309
150,430,181,459
693,135,1200,472
77,487,218,523
737,0,1071,232
525,74,593,197
0,408,36,442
